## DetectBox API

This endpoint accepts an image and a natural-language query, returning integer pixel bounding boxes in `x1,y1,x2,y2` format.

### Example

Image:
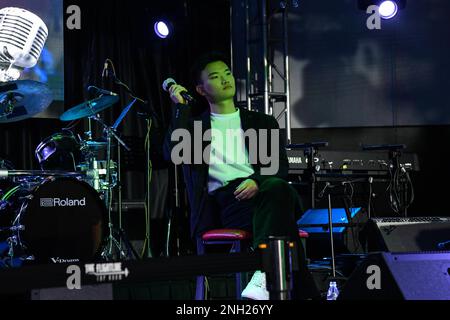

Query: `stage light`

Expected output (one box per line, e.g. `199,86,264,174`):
358,0,406,19
379,1,398,19
154,21,170,39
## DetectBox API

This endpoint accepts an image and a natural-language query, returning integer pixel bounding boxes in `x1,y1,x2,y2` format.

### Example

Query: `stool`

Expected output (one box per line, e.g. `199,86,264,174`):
195,229,310,300
299,229,309,263
195,229,252,300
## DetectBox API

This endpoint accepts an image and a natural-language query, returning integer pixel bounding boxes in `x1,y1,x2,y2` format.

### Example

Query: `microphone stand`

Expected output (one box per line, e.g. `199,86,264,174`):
135,111,159,259
325,185,337,280
134,111,156,259
144,115,153,258
318,182,340,299
113,74,154,259
165,164,181,257
286,142,328,209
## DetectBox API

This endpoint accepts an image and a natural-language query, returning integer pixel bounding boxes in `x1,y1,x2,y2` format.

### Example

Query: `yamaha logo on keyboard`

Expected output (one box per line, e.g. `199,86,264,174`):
288,156,304,164
288,157,319,163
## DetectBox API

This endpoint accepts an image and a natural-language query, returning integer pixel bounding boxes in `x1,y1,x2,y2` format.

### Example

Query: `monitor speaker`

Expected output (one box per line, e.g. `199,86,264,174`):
340,251,450,300
366,217,450,252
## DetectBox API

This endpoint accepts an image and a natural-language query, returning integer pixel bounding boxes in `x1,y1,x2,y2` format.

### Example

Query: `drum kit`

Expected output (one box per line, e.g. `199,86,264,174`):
1,79,138,266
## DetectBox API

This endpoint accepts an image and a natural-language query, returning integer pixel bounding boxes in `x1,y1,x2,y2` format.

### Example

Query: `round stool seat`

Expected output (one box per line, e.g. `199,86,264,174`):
299,230,309,238
202,229,252,241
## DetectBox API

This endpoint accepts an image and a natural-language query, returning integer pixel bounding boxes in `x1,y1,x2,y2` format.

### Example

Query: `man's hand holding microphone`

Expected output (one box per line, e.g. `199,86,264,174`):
163,78,195,105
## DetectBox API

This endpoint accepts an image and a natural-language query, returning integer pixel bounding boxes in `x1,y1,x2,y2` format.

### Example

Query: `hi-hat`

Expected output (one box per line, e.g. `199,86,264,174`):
0,80,53,123
60,95,119,122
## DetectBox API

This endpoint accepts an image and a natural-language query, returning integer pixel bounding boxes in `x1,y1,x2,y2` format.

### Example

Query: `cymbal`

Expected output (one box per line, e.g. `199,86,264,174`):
60,95,119,122
0,80,53,123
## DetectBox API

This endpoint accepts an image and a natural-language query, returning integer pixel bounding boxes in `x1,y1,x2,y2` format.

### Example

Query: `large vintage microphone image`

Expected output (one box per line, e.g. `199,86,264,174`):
0,7,48,82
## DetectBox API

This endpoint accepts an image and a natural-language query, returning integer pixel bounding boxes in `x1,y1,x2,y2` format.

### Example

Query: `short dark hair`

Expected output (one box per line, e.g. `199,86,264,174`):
190,51,230,85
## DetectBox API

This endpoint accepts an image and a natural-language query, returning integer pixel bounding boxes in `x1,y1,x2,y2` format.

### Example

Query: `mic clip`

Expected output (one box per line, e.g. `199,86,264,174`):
88,85,118,96
318,182,331,198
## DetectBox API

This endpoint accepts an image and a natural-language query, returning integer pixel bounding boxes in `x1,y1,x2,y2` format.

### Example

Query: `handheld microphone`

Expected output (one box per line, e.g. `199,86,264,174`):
88,85,118,96
162,78,195,103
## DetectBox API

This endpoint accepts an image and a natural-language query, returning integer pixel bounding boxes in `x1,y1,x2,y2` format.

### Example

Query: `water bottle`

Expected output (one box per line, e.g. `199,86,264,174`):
326,281,339,300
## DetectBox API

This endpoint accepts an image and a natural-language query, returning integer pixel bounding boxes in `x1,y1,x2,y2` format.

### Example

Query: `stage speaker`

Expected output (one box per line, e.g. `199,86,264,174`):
297,208,368,258
339,252,450,300
366,217,450,252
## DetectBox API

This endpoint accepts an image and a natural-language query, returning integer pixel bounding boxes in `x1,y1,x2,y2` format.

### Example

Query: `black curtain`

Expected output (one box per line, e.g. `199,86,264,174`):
1,0,230,254
1,0,230,198
64,0,231,201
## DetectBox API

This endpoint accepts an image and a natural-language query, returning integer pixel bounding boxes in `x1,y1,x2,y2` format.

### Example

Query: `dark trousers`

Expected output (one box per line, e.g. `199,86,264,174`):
210,177,301,248
202,177,319,299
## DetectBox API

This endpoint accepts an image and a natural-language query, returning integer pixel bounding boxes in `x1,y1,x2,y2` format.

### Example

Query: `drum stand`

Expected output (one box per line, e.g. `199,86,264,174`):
0,226,18,265
88,69,148,261
90,112,135,261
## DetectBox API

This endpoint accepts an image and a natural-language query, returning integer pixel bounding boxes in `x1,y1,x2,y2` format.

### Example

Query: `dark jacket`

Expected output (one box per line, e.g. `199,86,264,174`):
163,104,289,237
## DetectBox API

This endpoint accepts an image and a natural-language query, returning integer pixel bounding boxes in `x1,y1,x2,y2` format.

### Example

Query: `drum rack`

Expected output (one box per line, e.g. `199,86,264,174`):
0,170,85,178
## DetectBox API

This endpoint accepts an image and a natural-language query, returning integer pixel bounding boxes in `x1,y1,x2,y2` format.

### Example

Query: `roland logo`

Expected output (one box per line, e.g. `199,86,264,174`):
40,198,86,207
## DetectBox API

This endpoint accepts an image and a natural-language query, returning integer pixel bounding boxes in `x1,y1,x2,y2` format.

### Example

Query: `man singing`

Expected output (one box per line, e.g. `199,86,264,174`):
164,52,318,300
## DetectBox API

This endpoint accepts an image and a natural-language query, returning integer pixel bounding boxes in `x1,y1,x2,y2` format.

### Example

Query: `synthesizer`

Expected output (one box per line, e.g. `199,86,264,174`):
287,149,420,175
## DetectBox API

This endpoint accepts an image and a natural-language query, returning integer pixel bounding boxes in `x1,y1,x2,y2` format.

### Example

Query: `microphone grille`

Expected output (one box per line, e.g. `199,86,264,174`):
162,78,176,92
0,7,48,68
